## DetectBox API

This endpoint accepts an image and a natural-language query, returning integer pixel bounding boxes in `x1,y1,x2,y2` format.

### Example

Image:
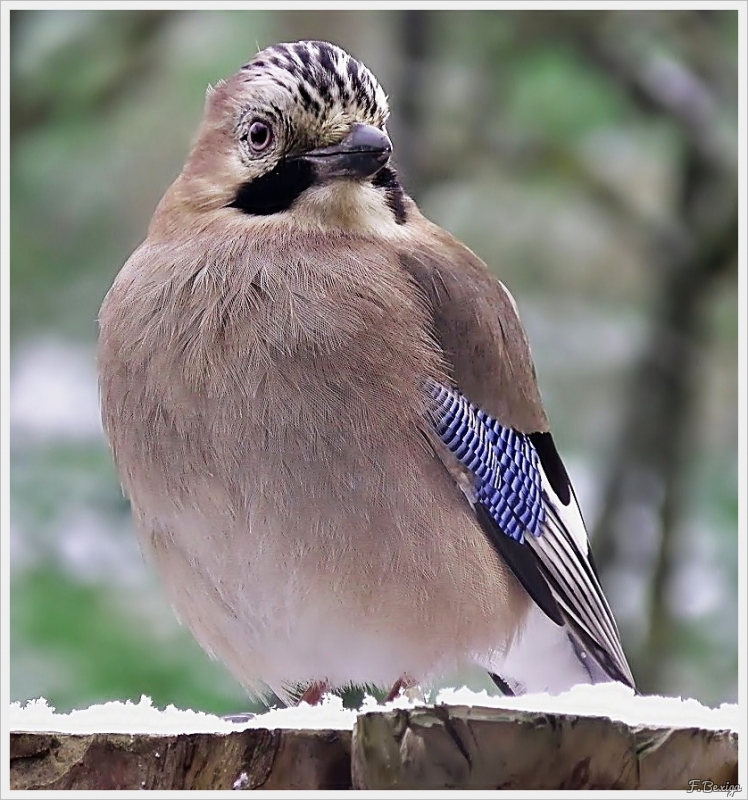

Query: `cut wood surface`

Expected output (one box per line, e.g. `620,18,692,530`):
351,705,739,790
10,704,738,790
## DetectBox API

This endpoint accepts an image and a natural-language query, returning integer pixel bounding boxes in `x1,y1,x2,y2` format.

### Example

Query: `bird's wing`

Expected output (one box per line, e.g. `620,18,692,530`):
400,232,635,688
426,380,634,687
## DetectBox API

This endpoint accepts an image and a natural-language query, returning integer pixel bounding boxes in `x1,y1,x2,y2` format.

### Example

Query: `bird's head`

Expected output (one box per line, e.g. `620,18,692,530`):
171,40,406,229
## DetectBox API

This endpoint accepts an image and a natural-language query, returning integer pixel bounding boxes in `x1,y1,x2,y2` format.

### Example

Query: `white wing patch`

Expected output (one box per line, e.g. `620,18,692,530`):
537,458,588,554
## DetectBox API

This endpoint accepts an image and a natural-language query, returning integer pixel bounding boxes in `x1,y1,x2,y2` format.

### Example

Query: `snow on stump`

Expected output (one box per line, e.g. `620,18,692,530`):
9,686,739,791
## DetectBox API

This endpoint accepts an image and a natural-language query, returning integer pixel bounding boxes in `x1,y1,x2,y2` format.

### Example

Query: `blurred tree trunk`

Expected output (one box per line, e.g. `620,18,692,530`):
593,210,736,690
554,11,738,692
387,10,434,198
499,9,737,692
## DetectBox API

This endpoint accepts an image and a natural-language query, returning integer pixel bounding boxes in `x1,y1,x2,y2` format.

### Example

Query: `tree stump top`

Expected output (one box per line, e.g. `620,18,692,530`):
10,684,740,791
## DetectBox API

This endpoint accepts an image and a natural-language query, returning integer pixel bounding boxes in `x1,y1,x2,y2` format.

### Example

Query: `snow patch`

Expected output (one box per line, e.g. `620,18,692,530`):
9,683,739,735
435,682,739,731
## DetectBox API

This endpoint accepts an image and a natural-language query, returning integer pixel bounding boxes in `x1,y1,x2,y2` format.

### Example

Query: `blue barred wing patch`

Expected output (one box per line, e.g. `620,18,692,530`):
426,381,545,542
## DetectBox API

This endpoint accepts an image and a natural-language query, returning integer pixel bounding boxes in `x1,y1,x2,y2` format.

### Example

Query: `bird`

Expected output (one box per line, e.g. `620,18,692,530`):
97,39,635,705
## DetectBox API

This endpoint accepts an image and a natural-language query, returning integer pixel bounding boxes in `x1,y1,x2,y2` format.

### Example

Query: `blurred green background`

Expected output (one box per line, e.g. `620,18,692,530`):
10,9,738,714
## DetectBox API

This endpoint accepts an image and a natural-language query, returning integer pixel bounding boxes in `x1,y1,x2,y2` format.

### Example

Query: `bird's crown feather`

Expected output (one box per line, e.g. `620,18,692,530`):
240,40,390,130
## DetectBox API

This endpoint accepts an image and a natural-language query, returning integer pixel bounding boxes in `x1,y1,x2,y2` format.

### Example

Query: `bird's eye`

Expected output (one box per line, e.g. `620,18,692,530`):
247,119,273,152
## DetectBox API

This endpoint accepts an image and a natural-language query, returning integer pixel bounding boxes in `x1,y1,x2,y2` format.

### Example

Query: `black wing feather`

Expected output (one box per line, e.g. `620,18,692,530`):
475,504,563,626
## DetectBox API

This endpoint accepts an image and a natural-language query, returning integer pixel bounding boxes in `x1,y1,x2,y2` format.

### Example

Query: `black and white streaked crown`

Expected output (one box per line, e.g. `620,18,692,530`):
241,40,390,128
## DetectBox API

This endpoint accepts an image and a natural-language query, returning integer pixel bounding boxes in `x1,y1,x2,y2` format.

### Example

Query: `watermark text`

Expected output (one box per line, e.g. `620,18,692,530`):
687,780,741,797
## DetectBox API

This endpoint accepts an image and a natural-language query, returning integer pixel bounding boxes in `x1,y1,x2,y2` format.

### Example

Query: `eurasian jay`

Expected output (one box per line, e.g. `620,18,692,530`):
98,40,635,704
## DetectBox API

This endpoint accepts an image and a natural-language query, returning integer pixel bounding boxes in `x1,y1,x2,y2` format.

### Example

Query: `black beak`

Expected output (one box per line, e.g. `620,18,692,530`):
298,123,392,181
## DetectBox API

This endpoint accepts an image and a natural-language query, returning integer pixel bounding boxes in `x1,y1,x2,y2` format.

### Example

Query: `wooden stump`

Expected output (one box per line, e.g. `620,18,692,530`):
10,704,738,790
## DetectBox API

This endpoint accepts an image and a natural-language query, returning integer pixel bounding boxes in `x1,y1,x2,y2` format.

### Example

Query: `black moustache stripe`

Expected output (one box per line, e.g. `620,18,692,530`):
229,159,408,224
228,158,315,215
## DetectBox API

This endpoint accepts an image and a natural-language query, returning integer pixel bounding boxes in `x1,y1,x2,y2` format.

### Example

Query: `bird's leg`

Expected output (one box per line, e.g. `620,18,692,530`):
383,675,416,702
298,681,329,705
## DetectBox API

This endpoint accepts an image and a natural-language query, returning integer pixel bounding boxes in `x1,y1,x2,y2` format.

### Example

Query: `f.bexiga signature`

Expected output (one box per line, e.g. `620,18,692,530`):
687,780,741,797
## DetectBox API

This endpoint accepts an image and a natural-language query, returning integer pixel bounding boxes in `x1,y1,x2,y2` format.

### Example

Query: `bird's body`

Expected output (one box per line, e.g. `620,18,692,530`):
98,40,634,702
